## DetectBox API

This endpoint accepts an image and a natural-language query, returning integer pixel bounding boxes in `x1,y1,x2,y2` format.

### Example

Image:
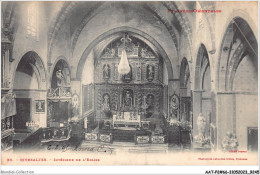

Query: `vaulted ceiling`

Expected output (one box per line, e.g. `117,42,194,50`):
46,1,194,56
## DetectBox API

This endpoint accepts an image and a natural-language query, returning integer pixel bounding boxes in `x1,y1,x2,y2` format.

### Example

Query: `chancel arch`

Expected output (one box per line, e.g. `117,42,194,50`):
76,26,174,81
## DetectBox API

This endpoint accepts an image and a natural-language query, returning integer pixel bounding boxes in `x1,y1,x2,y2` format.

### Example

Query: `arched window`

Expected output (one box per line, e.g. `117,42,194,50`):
27,2,38,39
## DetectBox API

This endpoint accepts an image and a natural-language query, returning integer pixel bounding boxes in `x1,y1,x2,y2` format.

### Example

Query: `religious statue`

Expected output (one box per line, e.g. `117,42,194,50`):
146,94,154,107
72,94,80,117
194,113,210,146
123,90,133,109
38,102,42,110
146,64,155,81
103,48,115,57
103,64,110,80
56,69,65,87
170,94,179,117
141,95,148,112
111,48,115,57
141,48,146,58
102,94,110,112
141,47,155,58
197,113,206,137
170,95,179,110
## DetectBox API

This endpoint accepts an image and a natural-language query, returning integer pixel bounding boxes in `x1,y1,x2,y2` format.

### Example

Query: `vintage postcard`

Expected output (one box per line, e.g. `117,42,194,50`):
1,0,258,171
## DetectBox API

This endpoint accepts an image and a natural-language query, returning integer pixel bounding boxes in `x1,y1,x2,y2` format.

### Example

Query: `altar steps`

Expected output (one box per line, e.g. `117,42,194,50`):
80,141,168,153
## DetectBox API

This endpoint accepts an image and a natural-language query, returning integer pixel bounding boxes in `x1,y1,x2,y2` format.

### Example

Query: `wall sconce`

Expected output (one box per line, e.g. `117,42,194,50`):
223,46,229,52
209,50,216,54
9,55,15,62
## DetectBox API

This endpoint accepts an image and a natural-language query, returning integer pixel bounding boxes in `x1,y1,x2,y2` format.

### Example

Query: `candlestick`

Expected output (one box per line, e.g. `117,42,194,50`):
120,94,121,108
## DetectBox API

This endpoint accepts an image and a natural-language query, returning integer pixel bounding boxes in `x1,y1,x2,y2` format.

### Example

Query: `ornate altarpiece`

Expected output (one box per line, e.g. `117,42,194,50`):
92,35,165,121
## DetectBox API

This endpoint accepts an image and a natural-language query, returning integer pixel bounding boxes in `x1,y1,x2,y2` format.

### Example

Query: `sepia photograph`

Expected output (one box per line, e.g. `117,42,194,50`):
1,0,259,174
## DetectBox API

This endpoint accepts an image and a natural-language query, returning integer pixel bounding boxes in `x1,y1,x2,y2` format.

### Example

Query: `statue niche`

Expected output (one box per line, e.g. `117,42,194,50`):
170,94,180,120
146,64,155,82
122,89,133,111
101,93,112,118
101,93,111,112
103,64,110,80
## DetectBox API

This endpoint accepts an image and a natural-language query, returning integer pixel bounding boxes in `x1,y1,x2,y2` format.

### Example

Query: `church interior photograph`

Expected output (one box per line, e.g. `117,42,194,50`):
1,1,258,154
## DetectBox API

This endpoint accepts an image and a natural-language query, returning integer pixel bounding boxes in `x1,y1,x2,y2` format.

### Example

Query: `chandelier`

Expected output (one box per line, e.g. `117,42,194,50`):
118,34,130,75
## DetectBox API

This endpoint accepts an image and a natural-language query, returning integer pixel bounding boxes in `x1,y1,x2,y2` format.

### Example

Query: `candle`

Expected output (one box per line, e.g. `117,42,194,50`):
119,94,121,107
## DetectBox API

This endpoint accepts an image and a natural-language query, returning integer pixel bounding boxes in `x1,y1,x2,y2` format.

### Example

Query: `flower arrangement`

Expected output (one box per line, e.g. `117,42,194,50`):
169,118,192,130
221,132,239,152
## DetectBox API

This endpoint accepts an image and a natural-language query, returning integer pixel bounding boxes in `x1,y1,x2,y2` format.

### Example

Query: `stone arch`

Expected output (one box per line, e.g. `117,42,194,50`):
192,44,214,140
215,15,258,151
217,16,258,91
12,51,47,90
76,26,174,80
194,44,210,90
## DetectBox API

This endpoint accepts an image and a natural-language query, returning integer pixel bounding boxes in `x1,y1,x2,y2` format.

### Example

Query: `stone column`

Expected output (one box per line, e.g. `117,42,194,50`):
192,89,203,138
216,92,235,150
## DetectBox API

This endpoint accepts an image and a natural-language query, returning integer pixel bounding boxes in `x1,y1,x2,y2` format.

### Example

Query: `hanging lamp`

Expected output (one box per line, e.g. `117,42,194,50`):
118,34,130,75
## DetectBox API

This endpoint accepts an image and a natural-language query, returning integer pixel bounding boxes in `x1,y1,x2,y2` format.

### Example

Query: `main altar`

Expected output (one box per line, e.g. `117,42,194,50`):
84,34,167,144
112,112,141,130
